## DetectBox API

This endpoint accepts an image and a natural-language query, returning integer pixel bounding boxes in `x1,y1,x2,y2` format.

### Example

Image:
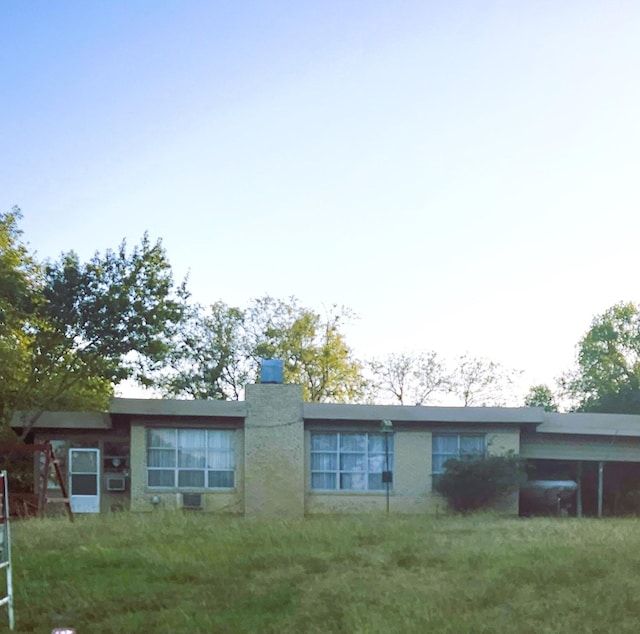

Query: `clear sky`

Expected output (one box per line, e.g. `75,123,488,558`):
2,1,640,401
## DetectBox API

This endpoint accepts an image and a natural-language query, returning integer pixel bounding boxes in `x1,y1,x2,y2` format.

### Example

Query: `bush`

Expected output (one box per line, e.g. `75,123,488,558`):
435,452,527,512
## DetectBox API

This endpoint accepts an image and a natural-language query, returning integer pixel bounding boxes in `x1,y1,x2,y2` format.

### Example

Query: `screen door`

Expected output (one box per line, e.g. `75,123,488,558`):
69,448,100,513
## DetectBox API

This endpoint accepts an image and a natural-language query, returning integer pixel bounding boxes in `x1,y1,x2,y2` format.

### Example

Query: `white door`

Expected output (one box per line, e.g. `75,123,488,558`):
69,449,100,513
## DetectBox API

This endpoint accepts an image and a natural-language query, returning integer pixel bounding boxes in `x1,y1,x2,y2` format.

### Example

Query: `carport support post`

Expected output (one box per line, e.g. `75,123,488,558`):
597,461,604,518
576,461,582,518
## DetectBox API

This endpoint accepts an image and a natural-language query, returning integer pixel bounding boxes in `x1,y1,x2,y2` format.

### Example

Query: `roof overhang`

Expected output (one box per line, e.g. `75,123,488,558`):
109,397,247,419
11,411,112,430
303,403,544,425
535,412,640,437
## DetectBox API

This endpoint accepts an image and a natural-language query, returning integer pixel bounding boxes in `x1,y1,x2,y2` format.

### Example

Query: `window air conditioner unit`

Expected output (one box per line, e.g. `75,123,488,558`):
182,493,203,510
106,475,126,492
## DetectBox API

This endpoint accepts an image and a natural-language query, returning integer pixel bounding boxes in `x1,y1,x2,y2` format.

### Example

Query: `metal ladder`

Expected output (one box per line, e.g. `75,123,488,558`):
0,470,14,630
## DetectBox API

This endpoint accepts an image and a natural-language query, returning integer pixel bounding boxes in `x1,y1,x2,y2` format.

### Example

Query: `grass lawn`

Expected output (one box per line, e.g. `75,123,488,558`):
3,512,640,633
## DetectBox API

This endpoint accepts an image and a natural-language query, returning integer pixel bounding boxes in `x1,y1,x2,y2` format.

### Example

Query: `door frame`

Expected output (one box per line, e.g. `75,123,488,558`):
69,448,101,513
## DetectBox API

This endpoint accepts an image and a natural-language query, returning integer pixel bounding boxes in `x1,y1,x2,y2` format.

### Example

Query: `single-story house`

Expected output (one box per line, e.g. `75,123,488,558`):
9,383,640,517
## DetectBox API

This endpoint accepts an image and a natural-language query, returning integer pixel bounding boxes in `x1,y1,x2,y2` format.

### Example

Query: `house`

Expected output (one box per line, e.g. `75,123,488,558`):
10,383,640,517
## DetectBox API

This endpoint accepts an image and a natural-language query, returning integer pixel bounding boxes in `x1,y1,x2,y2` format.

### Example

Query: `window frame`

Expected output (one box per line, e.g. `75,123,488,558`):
431,433,486,487
147,428,236,490
310,431,394,493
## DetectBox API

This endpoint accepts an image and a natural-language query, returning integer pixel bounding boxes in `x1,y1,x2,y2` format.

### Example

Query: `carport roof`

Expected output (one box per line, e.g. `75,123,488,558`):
537,412,640,437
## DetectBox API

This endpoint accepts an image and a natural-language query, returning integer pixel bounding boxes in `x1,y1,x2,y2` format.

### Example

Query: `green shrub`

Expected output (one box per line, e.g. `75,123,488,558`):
435,452,527,512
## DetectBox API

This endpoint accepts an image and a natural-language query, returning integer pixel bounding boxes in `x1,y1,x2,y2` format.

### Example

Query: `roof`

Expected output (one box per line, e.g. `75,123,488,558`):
109,397,247,418
536,412,640,437
11,411,111,430
16,395,640,438
303,403,544,425
11,398,247,430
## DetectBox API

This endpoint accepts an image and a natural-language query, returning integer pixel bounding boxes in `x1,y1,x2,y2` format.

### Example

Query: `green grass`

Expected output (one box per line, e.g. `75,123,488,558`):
3,512,640,632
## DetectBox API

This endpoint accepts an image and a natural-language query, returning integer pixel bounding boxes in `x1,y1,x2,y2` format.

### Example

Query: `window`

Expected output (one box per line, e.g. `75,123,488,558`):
311,432,393,491
147,429,235,489
432,434,485,483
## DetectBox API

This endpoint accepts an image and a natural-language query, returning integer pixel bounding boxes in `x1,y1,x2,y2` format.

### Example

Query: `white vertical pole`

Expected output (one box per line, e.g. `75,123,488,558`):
0,471,14,630
576,461,582,518
6,471,14,631
384,432,390,515
598,461,604,518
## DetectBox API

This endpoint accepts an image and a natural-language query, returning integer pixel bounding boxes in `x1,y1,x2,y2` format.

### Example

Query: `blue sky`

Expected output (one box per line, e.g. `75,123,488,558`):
2,1,640,400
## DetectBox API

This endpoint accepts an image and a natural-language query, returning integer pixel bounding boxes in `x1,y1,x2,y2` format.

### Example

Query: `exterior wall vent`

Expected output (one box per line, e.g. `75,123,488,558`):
182,493,203,510
260,358,284,384
105,475,126,492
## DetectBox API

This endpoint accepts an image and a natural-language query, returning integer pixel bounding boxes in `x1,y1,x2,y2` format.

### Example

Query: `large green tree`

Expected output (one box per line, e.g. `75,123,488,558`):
161,296,366,403
248,296,365,402
0,207,43,438
159,301,249,400
567,302,640,413
0,208,188,437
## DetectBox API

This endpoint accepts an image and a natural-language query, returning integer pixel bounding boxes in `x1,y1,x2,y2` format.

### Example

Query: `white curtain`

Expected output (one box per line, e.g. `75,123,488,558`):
432,434,484,474
178,430,206,468
147,428,235,488
460,436,484,455
311,433,393,491
311,473,336,489
311,453,337,470
340,434,366,452
311,434,337,451
207,431,235,470
148,429,176,449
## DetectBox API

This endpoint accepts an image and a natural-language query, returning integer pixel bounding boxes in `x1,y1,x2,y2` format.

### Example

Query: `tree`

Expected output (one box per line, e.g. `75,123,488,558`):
524,384,558,412
160,301,249,400
566,302,640,413
0,207,43,437
449,354,520,407
158,296,367,403
368,351,450,405
0,208,188,437
247,297,365,402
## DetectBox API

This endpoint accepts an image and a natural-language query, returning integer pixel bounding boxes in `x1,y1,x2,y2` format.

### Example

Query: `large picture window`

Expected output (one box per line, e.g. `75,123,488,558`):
432,433,485,483
311,432,393,492
147,429,235,489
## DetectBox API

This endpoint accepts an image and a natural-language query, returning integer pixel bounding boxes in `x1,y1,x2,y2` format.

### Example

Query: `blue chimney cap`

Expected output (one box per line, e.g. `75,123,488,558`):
260,359,284,384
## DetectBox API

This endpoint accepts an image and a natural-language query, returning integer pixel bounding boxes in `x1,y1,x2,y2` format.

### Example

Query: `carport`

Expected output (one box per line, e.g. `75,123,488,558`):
520,412,640,517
